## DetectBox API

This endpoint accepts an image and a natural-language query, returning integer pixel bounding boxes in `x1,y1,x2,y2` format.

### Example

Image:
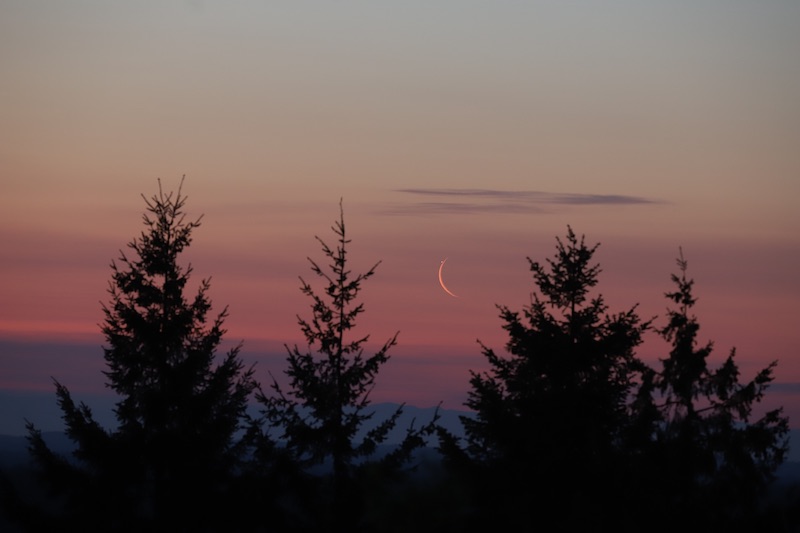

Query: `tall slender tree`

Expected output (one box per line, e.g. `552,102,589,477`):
24,178,256,532
254,201,435,531
646,250,789,528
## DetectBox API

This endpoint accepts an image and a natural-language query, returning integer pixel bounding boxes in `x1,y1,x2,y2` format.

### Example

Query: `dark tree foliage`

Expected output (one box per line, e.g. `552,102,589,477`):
642,250,789,529
23,179,256,532
442,227,652,531
253,201,436,532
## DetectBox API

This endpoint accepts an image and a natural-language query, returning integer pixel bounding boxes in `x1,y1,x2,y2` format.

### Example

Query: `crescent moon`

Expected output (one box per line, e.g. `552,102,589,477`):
438,258,459,298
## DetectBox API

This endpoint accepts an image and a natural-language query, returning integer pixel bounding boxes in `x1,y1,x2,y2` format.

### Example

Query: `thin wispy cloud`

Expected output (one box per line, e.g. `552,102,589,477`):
765,382,800,394
382,188,661,215
383,201,546,216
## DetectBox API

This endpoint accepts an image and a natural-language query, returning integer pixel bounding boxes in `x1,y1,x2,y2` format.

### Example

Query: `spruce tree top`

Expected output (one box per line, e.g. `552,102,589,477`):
100,177,253,458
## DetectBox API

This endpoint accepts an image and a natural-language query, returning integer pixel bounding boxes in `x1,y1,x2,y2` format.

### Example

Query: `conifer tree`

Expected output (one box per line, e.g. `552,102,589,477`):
647,250,788,528
24,179,256,532
447,227,651,530
254,201,435,531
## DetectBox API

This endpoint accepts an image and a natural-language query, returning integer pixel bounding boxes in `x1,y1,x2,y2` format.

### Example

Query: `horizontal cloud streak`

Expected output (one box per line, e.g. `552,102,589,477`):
765,382,800,394
397,188,661,203
381,201,545,216
382,188,661,215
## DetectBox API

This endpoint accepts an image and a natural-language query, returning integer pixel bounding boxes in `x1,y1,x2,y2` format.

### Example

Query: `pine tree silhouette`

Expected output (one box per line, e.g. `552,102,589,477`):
644,249,789,529
24,178,256,532
253,200,437,531
441,227,652,531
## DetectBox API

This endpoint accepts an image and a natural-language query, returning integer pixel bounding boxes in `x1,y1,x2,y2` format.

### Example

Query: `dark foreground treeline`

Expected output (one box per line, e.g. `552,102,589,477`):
1,180,798,532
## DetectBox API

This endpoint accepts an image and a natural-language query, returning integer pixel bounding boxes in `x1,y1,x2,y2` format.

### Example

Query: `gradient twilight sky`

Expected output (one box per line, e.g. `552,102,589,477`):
2,1,799,432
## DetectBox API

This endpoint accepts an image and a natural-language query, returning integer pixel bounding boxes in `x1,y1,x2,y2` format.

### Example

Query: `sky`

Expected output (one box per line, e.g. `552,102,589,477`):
1,1,799,434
